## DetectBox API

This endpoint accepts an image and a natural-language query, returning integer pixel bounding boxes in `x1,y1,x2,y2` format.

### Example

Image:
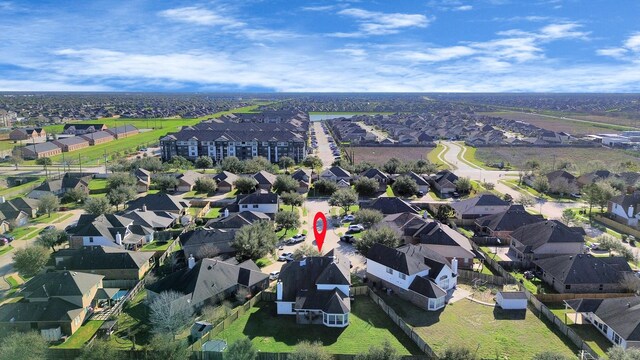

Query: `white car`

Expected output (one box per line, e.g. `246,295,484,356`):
269,271,280,280
342,215,355,222
278,253,293,261
348,224,364,232
287,234,306,244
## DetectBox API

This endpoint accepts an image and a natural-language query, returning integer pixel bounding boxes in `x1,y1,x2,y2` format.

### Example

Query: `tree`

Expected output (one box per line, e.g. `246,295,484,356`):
38,193,60,217
354,208,384,229
596,181,619,212
313,179,338,196
84,196,111,215
244,157,276,173
273,175,298,194
532,176,550,194
226,337,257,360
293,243,321,260
194,177,218,194
107,185,136,210
12,245,49,277
148,334,191,360
0,331,48,360
107,172,136,191
382,158,402,174
434,204,453,223
531,352,572,360
619,272,640,293
289,341,332,360
582,183,602,218
353,161,376,173
36,229,67,252
62,188,88,204
561,209,576,226
195,156,214,169
275,210,300,237
220,156,244,173
9,154,23,170
278,156,295,170
149,291,194,338
392,175,419,197
329,188,358,215
131,157,165,172
503,193,513,203
355,226,402,256
454,177,473,194
516,193,535,207
441,346,477,360
234,177,258,194
153,174,179,192
354,177,380,197
607,346,640,360
549,178,577,197
35,157,52,176
77,339,120,360
281,191,304,210
355,341,399,360
302,156,323,170
524,160,540,172
233,221,278,260
169,155,193,170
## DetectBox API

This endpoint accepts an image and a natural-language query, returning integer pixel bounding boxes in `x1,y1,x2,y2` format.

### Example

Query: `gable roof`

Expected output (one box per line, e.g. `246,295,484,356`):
383,212,429,237
278,251,350,302
475,205,544,231
324,166,351,178
364,197,419,215
237,192,279,205
609,192,640,215
126,193,185,212
205,211,270,229
408,276,447,299
404,171,430,186
213,171,239,184
177,171,208,186
55,246,154,271
23,271,104,299
291,168,312,182
510,220,584,251
180,228,237,257
367,243,450,276
295,288,350,314
0,298,84,323
252,171,277,185
565,297,640,341
121,209,178,229
360,168,389,180
450,194,510,215
534,254,632,285
417,222,474,253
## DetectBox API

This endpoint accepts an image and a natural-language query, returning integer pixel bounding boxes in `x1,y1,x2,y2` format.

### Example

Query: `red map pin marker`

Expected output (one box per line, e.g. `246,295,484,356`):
313,212,327,253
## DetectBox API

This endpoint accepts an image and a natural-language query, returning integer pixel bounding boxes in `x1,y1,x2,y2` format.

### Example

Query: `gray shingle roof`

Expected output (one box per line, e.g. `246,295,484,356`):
534,254,632,285
510,220,584,251
363,197,419,215
565,297,640,341
278,251,350,303
475,205,544,231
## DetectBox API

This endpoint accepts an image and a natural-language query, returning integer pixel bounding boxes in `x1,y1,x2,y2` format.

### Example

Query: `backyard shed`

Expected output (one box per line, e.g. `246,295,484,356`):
496,291,527,310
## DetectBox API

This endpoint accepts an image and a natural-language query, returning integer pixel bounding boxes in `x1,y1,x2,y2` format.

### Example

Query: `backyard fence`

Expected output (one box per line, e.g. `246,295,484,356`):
471,236,502,246
457,269,513,286
592,214,640,238
350,286,369,296
536,292,634,303
92,278,147,321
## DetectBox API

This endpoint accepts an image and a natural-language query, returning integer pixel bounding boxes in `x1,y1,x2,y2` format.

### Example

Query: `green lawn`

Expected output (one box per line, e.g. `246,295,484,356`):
385,186,395,197
0,245,14,257
426,143,448,169
216,298,421,355
510,272,556,295
0,176,45,199
276,228,299,240
32,212,73,225
88,179,108,194
52,320,104,349
382,296,576,358
5,275,20,288
8,226,39,240
457,144,495,170
182,190,208,199
108,291,151,350
140,239,173,252
205,207,221,218
546,303,611,357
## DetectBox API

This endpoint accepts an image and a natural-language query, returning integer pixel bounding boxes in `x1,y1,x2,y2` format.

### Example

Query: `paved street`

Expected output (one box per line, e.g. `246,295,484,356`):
312,121,337,169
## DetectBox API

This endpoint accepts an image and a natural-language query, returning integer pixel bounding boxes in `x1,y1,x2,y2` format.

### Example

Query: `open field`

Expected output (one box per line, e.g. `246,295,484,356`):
216,297,422,355
382,295,576,358
479,111,632,136
475,146,639,171
349,146,434,165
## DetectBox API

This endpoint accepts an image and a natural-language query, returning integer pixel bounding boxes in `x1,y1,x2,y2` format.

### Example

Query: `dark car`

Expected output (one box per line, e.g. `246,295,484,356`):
451,191,460,198
340,235,355,243
416,190,425,197
43,225,56,232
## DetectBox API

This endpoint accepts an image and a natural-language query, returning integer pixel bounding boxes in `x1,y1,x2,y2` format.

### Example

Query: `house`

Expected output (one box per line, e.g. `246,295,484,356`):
213,171,239,193
429,170,459,196
359,168,390,192
223,191,279,216
180,228,237,260
9,127,46,141
20,142,62,159
404,171,430,193
106,124,139,139
54,246,154,282
496,292,528,310
68,214,154,250
382,212,430,242
608,192,640,227
474,205,544,241
565,297,640,349
252,171,277,191
204,211,270,229
146,258,269,309
63,123,107,135
176,171,208,192
362,197,419,215
450,194,510,224
28,173,92,199
291,168,312,193
534,254,633,294
126,193,187,215
80,130,114,146
366,243,457,311
415,222,476,269
276,251,351,327
120,208,178,231
0,204,29,228
577,170,611,188
320,166,351,183
134,168,151,193
509,220,585,263
0,271,105,340
52,136,90,152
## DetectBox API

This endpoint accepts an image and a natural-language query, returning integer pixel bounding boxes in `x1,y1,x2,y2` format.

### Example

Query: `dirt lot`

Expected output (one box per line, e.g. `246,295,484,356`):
480,111,625,136
349,146,434,164
475,146,640,171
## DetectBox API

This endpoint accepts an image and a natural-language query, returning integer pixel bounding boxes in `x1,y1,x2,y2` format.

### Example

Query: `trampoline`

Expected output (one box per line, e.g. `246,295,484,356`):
202,339,227,352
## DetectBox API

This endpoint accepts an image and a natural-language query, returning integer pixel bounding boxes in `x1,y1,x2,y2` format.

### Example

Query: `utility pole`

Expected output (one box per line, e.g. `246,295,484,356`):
103,149,108,174
78,154,82,174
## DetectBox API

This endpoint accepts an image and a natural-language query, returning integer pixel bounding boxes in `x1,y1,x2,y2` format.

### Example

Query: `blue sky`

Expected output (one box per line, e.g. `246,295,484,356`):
0,0,639,92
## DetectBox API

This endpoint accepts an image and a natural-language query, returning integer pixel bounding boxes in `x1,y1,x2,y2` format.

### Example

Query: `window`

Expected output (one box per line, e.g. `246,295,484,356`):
89,237,93,243
386,267,393,275
614,333,621,344
565,285,571,290
253,205,259,208
290,303,295,312
599,284,604,291
241,205,248,209
399,273,406,280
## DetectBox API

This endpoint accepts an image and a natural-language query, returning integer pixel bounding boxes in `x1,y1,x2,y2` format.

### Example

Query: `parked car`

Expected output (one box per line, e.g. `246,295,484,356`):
278,253,293,261
416,190,425,197
269,271,280,280
287,234,306,244
348,224,364,233
523,271,535,280
342,214,355,222
590,243,600,250
451,191,460,199
340,235,355,243
0,235,15,243
43,225,56,232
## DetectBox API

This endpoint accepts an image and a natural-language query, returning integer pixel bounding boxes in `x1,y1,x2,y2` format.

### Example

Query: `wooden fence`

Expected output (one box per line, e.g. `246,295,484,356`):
536,292,635,303
457,269,514,286
471,236,502,246
593,214,640,238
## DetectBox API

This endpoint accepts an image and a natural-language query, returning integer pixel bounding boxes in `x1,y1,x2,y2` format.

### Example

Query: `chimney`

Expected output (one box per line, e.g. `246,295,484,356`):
276,281,283,301
188,254,196,269
115,232,122,245
224,208,229,218
629,205,634,218
142,204,147,212
0,196,5,204
451,257,458,275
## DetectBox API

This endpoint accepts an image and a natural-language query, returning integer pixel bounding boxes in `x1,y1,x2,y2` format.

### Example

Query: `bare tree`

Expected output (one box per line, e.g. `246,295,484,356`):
620,273,640,294
149,291,194,339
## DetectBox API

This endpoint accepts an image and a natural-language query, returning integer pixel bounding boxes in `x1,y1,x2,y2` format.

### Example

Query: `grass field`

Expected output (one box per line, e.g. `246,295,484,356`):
140,239,175,252
475,146,639,171
216,298,421,355
426,143,448,169
53,320,104,349
108,291,151,350
382,296,575,358
0,176,45,199
479,111,636,135
349,146,433,165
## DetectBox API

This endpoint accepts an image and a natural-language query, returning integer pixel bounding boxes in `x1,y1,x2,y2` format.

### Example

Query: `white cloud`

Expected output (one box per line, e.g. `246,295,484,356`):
538,23,589,40
158,6,242,28
332,8,430,37
624,33,640,51
453,5,473,11
395,46,476,62
596,48,628,59
597,32,640,60
301,5,338,12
